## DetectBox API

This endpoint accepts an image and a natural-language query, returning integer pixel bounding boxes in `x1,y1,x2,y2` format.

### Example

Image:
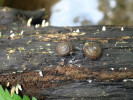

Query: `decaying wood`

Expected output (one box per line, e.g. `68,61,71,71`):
0,7,133,100
0,24,133,72
1,66,133,99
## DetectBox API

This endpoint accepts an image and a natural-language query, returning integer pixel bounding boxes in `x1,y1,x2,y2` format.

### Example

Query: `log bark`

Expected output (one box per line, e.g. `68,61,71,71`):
0,24,133,72
0,7,133,100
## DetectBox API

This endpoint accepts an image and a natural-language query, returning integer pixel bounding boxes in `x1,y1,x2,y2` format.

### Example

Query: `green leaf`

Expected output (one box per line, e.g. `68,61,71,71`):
0,85,37,100
0,36,2,39
32,97,37,100
5,89,12,100
23,95,30,100
0,85,5,94
0,94,5,100
13,94,22,100
0,85,6,99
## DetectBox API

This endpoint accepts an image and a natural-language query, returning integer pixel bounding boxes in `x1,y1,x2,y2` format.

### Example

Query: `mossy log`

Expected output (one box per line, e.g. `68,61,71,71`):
0,7,133,100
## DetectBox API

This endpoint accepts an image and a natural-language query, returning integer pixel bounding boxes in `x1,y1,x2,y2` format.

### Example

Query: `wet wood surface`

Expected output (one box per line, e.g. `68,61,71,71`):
0,24,133,72
0,7,133,100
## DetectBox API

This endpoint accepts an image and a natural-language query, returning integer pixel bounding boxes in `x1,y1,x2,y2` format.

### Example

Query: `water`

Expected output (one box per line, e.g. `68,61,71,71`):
50,0,133,26
50,0,104,26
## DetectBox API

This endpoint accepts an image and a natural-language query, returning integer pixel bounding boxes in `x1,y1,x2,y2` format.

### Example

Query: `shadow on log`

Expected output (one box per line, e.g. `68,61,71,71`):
0,7,133,100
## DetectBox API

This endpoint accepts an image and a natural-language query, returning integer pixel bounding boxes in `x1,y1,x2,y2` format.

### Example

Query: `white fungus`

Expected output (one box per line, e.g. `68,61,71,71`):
11,86,15,97
39,71,43,77
119,68,124,70
41,20,46,27
41,20,49,27
123,79,133,82
123,79,127,82
46,43,51,46
73,30,76,32
12,71,16,74
102,26,106,31
10,30,13,33
75,29,80,33
17,84,22,91
27,18,32,27
17,70,23,73
121,27,124,31
15,86,19,94
19,30,24,36
87,79,92,83
10,33,15,38
35,24,40,28
13,84,22,94
73,29,80,33
124,67,127,70
111,68,114,70
7,82,10,87
45,22,49,26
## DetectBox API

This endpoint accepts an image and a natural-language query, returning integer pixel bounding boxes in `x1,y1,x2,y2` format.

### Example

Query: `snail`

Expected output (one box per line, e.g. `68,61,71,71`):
56,42,74,56
83,42,102,60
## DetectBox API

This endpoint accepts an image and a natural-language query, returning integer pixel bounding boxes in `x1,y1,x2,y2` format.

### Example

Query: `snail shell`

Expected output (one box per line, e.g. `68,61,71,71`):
56,42,74,56
83,42,102,60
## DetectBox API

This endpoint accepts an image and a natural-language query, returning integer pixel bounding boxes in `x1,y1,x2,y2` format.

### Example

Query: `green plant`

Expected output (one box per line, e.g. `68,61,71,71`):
0,0,4,6
0,85,37,100
0,32,2,39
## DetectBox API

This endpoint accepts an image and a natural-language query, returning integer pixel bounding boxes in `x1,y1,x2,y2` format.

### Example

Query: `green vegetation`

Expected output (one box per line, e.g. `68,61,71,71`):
0,85,37,100
0,35,2,39
0,0,4,6
0,32,2,39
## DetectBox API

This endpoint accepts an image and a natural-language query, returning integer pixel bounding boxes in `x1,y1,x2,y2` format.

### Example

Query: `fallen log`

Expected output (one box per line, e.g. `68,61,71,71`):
0,24,133,72
0,7,133,100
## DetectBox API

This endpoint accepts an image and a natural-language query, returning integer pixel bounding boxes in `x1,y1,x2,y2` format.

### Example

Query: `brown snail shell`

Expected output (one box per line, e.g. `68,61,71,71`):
83,42,102,60
56,42,74,56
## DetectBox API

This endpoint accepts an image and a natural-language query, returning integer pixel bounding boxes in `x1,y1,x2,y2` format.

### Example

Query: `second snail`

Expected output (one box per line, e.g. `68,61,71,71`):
83,42,102,60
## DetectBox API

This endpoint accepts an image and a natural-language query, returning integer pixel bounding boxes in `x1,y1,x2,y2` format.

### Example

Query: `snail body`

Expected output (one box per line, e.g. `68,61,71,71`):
56,42,74,56
83,42,102,60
